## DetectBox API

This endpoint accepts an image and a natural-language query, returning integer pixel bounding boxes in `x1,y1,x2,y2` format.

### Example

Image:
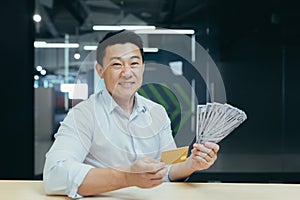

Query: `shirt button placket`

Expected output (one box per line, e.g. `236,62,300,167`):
127,121,138,161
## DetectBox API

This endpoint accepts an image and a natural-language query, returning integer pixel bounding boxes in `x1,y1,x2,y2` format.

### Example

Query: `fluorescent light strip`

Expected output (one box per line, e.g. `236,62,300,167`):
34,41,79,48
135,29,195,34
143,48,159,52
83,45,97,51
83,45,158,53
93,25,156,31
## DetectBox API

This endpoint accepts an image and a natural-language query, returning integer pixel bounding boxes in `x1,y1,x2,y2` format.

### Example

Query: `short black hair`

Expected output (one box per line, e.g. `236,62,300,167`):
96,30,144,65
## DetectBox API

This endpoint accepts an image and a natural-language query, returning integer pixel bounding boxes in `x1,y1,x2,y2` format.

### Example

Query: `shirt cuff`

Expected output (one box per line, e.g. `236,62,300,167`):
68,164,94,199
164,164,172,182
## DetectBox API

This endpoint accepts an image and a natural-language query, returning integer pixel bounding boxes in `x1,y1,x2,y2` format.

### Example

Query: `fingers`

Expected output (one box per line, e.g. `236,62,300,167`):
143,159,165,173
193,142,219,154
141,178,164,188
131,157,165,173
147,167,167,180
191,151,214,164
129,161,166,189
204,142,220,153
192,142,219,163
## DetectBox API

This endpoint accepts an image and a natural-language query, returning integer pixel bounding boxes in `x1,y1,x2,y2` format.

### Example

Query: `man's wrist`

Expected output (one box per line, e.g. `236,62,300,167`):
112,166,132,188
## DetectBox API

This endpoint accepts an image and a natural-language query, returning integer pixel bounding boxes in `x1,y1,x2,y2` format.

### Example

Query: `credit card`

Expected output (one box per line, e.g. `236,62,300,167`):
160,146,189,164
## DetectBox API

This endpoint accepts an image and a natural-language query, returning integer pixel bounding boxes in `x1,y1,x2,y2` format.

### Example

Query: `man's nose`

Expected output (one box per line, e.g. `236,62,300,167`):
122,64,132,76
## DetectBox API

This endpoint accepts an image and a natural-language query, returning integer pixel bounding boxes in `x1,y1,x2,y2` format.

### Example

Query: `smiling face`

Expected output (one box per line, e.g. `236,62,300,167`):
96,42,145,103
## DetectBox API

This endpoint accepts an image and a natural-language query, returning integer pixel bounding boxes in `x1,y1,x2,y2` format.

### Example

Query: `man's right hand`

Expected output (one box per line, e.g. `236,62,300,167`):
125,157,167,188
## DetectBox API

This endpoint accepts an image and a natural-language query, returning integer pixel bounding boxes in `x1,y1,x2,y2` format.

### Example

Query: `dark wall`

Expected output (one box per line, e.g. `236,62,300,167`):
219,38,283,154
187,0,300,182
286,45,300,154
216,1,300,175
0,1,34,178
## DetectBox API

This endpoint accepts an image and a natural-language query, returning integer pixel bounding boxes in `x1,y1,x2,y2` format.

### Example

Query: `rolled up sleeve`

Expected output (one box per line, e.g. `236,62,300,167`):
43,105,94,198
43,156,94,198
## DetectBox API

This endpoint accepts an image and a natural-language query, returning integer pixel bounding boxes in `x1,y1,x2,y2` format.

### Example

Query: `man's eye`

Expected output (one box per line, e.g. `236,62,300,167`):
112,63,122,67
131,62,140,66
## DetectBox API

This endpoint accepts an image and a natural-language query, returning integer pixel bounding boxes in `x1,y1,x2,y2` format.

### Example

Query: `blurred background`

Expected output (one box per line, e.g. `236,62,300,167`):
1,0,300,183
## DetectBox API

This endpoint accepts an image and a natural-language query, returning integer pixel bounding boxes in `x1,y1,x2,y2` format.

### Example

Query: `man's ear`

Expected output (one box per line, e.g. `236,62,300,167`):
142,63,145,73
95,63,104,78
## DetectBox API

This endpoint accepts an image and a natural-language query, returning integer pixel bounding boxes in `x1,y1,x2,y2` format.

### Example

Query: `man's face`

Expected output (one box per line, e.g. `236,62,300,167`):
97,42,145,100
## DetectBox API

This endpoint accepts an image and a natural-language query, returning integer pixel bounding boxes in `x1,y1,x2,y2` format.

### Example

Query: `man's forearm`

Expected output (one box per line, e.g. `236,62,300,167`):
168,158,195,181
78,167,129,196
78,157,168,196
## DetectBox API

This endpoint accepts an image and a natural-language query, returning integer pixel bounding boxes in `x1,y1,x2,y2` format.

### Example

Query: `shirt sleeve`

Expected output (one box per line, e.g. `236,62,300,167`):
43,104,94,198
164,164,173,182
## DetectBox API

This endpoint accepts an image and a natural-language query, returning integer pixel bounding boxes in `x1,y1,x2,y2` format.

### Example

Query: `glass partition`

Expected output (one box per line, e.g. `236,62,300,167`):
34,0,300,182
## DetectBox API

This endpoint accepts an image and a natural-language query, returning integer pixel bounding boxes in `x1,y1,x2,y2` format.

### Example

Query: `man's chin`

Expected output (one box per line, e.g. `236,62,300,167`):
112,89,136,99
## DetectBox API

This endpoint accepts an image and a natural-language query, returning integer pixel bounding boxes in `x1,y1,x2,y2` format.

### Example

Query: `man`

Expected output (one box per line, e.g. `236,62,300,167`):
43,30,219,198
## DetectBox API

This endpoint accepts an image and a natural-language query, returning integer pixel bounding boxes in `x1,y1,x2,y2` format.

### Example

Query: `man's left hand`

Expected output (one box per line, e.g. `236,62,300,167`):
187,142,219,171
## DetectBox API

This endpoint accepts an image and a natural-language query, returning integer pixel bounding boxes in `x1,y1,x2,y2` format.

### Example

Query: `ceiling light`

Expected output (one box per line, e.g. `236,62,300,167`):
143,48,159,53
36,65,43,71
135,29,195,34
33,14,42,22
92,25,156,31
83,45,97,51
74,52,81,60
40,69,46,75
83,45,158,53
34,41,79,48
34,75,39,80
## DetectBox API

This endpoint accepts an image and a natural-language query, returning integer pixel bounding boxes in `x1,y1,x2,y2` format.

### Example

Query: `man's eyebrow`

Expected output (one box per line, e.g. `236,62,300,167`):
109,55,141,61
109,56,121,61
130,55,141,60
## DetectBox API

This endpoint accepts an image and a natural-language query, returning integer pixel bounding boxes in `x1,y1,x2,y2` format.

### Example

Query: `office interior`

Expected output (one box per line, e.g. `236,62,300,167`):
1,0,300,183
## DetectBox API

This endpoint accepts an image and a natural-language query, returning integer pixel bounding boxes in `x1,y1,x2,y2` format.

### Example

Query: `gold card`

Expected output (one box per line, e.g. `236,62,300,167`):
160,146,189,164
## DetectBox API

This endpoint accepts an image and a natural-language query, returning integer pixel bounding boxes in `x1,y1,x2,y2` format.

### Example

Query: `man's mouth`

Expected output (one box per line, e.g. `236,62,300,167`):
118,82,135,87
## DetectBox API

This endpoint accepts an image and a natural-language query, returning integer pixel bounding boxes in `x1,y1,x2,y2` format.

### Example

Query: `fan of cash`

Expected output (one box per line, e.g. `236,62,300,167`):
196,102,247,144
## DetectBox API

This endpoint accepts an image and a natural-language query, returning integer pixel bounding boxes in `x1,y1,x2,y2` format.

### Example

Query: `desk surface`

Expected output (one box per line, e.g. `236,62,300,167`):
1,180,300,200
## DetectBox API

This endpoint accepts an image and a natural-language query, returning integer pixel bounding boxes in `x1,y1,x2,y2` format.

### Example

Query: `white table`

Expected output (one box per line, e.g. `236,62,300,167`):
1,180,300,200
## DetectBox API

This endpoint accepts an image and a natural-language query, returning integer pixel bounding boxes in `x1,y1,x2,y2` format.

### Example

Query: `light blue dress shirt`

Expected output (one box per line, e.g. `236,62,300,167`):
43,88,177,198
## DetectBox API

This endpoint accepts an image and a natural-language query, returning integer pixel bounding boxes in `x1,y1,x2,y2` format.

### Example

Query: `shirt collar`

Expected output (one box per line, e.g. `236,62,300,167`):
135,93,147,113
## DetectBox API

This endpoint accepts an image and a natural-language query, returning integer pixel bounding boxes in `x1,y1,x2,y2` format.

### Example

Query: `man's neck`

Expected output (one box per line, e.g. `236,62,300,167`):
113,95,135,117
